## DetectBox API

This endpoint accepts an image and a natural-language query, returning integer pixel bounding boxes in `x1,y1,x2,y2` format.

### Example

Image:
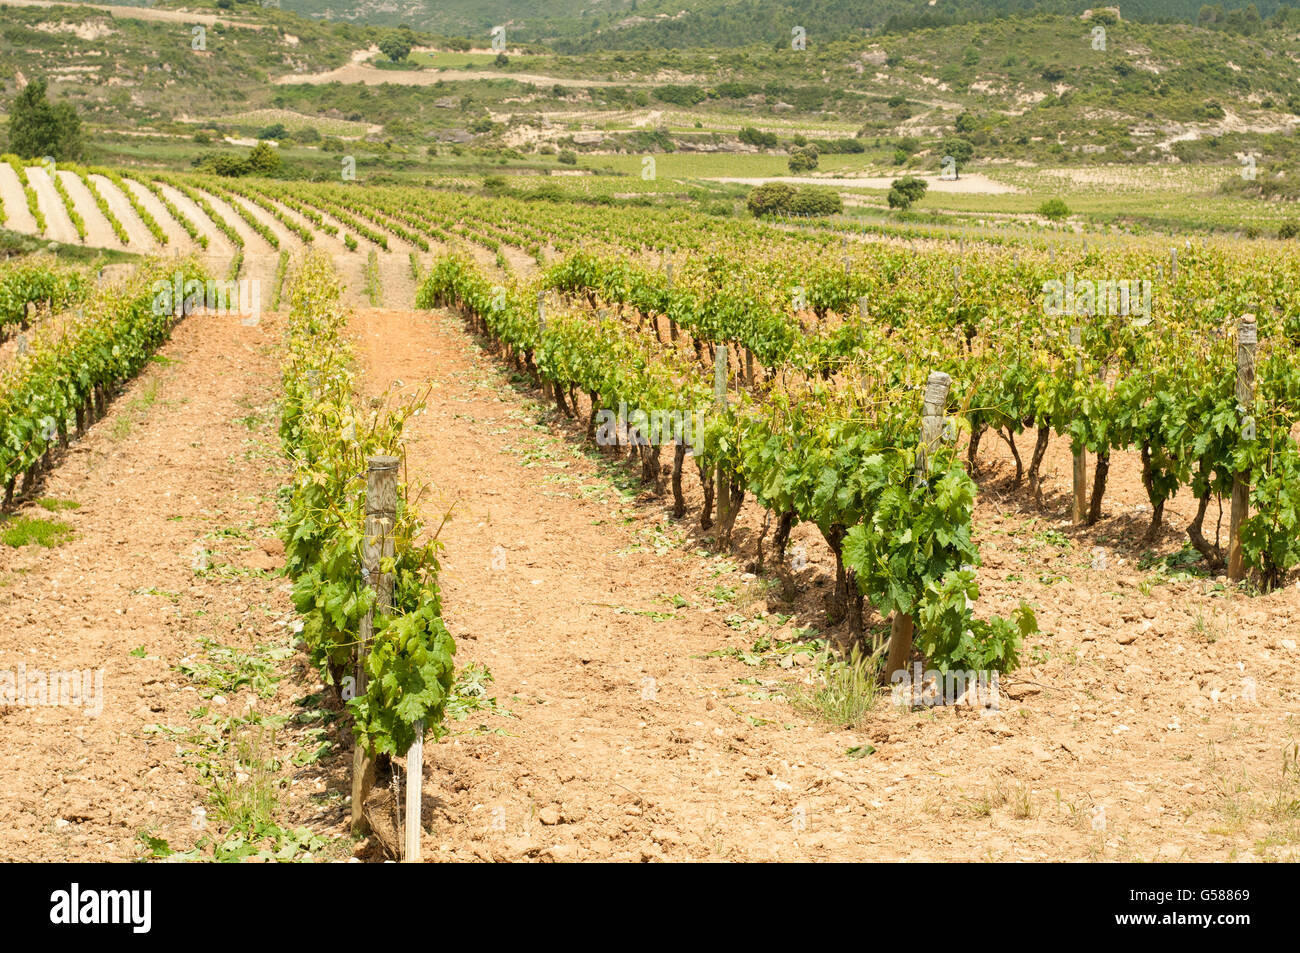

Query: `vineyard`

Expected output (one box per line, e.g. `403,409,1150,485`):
2,167,1299,863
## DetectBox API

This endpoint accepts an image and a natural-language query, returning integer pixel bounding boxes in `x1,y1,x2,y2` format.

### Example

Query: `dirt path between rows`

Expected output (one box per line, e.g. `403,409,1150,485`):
24,167,78,246
87,173,153,251
59,170,125,252
0,307,336,861
0,163,37,234
342,304,1300,862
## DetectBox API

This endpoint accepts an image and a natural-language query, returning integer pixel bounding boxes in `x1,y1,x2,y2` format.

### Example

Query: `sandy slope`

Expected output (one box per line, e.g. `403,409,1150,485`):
0,163,37,234
121,178,197,257
58,170,126,252
87,174,154,251
24,166,78,245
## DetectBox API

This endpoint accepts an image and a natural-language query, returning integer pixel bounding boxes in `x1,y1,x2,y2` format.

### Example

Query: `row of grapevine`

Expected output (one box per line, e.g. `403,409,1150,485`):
0,256,205,505
538,236,1300,588
417,254,1033,669
71,166,129,245
135,178,209,250
5,155,46,234
49,169,86,242
279,250,455,761
0,257,90,340
90,168,167,246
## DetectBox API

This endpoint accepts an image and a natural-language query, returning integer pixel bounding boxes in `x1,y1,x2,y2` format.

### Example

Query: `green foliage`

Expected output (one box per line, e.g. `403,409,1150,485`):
278,251,454,757
747,182,840,217
378,33,412,63
1038,197,1071,220
6,77,82,161
887,175,928,210
787,144,819,173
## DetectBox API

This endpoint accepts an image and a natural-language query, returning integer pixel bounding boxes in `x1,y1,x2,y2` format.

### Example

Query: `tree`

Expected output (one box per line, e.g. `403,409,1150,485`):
245,141,281,176
887,175,928,211
941,137,974,176
379,33,412,63
787,144,819,173
8,77,83,160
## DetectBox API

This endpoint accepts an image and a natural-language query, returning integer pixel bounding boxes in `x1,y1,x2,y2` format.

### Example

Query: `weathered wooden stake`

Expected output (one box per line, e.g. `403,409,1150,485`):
351,455,398,833
666,252,678,342
1070,326,1088,526
1228,314,1257,582
537,291,551,400
884,371,951,682
404,719,424,863
714,344,728,544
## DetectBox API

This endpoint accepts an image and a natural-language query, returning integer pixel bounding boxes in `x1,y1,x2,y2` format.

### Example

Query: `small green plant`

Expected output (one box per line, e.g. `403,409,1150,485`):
785,649,879,729
1,516,74,548
364,249,381,306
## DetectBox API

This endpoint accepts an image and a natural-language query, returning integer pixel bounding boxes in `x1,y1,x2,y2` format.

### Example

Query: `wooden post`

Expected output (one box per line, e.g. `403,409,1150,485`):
351,455,398,833
1070,326,1088,526
858,295,868,322
1170,247,1178,281
404,719,424,863
537,291,551,401
1228,314,1257,582
714,344,728,544
884,371,951,682
666,251,677,343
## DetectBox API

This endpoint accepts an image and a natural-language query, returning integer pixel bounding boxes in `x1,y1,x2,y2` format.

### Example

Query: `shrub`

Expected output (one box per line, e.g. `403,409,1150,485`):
1037,198,1070,220
747,182,797,217
738,126,778,150
557,149,578,165
245,141,281,176
788,186,842,216
787,145,819,173
887,175,928,211
747,182,841,218
1278,221,1300,240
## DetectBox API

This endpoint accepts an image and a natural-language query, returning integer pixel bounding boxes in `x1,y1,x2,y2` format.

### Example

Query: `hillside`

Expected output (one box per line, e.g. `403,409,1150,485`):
265,0,1299,45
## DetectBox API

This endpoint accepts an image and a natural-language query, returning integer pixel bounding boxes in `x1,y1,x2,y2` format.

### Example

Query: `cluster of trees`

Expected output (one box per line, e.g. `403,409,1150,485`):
193,141,282,177
6,78,82,161
746,182,842,217
739,126,779,149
